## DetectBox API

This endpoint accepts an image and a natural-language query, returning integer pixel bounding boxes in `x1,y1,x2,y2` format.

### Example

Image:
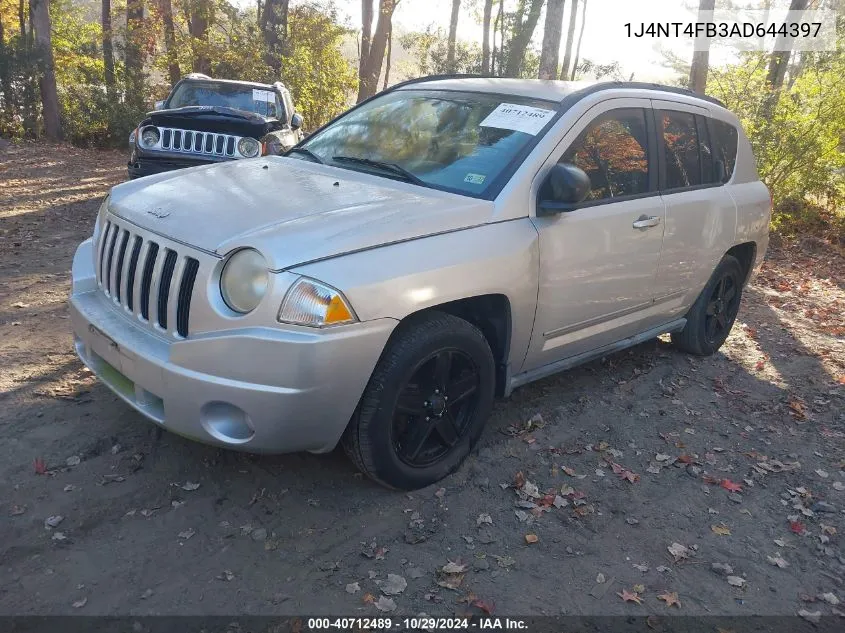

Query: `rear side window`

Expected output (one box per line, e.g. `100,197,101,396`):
559,108,650,201
659,110,701,189
697,115,716,184
710,119,738,183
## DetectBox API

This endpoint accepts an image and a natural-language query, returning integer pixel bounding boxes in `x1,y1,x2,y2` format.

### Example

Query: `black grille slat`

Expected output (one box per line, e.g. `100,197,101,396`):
176,258,199,338
114,231,130,303
225,137,235,156
173,130,182,150
125,236,142,311
162,129,172,149
204,135,214,153
139,243,159,320
104,227,119,295
157,250,178,328
215,136,224,154
194,132,203,152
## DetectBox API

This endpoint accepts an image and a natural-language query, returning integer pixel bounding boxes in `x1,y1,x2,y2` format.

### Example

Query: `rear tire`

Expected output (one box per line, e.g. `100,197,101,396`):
342,311,495,490
671,254,744,356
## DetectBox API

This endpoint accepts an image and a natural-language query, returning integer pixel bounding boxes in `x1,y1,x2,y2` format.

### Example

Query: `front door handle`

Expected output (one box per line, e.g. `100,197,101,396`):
632,215,661,229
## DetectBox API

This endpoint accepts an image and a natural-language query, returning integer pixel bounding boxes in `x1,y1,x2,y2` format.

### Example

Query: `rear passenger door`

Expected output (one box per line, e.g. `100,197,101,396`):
651,101,737,314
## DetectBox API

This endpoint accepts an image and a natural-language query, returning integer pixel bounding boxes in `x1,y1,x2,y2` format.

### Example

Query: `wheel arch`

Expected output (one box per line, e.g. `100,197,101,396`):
726,241,756,285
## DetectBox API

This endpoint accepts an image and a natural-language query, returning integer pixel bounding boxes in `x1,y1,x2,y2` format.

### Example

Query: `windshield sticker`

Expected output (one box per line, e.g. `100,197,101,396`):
480,103,556,136
464,173,486,185
252,89,275,103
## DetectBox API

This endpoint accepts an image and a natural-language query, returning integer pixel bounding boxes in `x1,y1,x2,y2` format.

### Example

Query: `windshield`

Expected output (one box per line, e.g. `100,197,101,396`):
299,89,559,197
166,81,283,119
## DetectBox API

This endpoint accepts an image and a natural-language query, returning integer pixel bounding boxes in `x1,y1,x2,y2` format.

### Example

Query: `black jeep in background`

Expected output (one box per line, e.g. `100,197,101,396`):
127,73,303,179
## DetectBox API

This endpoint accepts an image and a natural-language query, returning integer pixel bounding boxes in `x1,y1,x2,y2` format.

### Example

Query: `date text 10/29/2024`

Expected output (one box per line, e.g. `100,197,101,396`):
307,618,528,630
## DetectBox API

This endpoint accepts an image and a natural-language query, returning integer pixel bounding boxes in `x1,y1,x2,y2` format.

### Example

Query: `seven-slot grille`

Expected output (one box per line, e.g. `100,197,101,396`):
158,127,237,157
96,219,200,338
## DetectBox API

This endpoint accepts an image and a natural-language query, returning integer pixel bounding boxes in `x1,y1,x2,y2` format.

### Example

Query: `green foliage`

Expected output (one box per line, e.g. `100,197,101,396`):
400,28,483,76
708,51,845,216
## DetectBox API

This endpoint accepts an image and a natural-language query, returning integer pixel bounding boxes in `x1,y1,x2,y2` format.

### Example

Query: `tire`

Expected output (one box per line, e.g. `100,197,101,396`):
342,311,496,490
671,254,744,356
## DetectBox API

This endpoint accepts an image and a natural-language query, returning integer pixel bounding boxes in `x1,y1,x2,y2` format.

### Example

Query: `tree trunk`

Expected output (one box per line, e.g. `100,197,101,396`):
261,0,289,74
496,0,505,75
560,0,577,79
29,0,61,139
766,0,809,90
125,0,145,110
0,14,15,113
504,0,544,78
539,0,565,79
356,0,396,103
481,0,493,74
446,0,460,72
569,0,587,80
786,50,806,90
688,0,715,93
101,0,115,95
382,22,392,90
188,0,213,75
159,0,180,86
359,0,373,85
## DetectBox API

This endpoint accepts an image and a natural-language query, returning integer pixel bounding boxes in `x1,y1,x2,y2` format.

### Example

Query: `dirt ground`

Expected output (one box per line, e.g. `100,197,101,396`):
1,143,844,621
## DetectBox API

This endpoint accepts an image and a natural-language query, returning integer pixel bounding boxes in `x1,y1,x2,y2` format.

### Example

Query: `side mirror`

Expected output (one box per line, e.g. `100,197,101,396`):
537,163,591,216
290,113,303,130
154,100,165,111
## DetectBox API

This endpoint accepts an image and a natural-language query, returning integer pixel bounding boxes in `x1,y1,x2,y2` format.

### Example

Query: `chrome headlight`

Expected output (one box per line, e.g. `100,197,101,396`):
237,137,260,158
278,278,357,327
220,249,269,314
139,126,160,149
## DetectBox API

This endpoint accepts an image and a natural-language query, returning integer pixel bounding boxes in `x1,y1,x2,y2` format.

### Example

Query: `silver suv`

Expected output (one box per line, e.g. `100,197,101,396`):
70,77,771,490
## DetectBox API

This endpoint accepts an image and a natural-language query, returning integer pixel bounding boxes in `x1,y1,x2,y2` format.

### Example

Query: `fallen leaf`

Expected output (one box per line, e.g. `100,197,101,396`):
596,573,606,584
513,471,525,489
821,592,840,606
711,524,731,536
374,595,396,612
767,555,789,568
657,591,681,608
72,597,87,609
9,505,25,516
790,521,806,535
180,481,200,491
633,563,649,573
345,582,360,594
726,576,746,587
471,597,495,614
492,555,515,568
66,455,81,467
667,542,689,562
34,458,47,475
633,584,645,594
721,479,743,493
798,609,821,624
177,528,195,540
833,482,845,491
362,593,375,604
377,574,407,596
562,466,577,476
44,515,63,529
442,561,468,574
617,589,642,604
476,513,492,526
217,570,235,581
524,534,538,544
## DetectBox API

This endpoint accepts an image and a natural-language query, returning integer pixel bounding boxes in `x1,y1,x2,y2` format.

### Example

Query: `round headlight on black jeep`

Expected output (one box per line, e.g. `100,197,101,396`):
237,137,260,158
140,126,160,149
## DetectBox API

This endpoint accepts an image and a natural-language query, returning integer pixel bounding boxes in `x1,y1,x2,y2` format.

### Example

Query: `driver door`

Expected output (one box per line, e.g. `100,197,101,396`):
523,99,666,372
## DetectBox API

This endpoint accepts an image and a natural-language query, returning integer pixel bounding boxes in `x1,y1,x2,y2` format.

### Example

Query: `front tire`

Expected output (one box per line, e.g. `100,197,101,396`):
671,254,744,356
342,311,495,490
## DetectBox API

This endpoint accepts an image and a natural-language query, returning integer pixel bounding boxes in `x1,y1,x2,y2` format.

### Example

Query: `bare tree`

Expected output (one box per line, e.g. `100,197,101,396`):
766,0,809,90
559,0,577,79
260,0,289,75
539,0,565,79
187,0,213,75
504,0,545,78
482,0,493,74
357,0,398,102
125,0,146,109
101,0,115,95
382,21,392,89
569,0,587,80
29,0,61,139
688,0,715,93
359,0,373,85
159,0,180,86
446,0,460,72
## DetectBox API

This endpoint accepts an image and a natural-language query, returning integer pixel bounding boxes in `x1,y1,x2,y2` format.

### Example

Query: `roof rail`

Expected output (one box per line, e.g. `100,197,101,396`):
183,72,212,80
572,81,725,107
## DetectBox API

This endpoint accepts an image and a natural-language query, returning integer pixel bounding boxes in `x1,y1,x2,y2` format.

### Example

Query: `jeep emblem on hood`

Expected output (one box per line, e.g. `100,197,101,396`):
146,208,170,219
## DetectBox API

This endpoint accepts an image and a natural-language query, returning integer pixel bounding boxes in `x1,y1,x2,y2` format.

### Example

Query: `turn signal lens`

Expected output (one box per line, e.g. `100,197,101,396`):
278,278,357,327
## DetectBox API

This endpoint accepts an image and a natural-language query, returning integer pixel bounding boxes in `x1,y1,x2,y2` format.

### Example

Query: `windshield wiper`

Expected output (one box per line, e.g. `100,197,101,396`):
332,155,426,187
286,147,324,164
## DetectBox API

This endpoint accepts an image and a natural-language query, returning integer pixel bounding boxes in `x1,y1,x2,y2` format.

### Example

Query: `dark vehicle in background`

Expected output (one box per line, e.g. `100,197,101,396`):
127,74,303,179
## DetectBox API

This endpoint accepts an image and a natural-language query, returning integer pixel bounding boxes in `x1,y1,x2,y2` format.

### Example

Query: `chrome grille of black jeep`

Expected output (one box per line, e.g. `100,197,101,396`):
159,127,237,158
96,219,200,338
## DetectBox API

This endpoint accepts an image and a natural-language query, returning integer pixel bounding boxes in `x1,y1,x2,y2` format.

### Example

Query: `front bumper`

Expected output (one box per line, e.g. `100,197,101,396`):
127,156,219,180
69,238,397,454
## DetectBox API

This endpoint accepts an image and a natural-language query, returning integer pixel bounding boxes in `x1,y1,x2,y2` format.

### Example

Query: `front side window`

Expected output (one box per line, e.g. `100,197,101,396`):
710,119,738,183
559,108,650,201
167,81,280,118
660,110,701,189
298,89,559,197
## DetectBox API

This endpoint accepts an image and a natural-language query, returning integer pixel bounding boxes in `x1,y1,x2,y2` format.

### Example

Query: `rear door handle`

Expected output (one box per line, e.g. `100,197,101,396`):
632,215,661,229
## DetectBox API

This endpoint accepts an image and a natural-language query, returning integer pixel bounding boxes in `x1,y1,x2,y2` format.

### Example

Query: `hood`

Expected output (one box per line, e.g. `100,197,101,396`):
107,158,495,271
144,106,272,137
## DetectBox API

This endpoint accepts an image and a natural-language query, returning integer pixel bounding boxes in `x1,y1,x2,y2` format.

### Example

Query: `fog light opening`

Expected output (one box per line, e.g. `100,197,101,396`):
200,401,255,444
